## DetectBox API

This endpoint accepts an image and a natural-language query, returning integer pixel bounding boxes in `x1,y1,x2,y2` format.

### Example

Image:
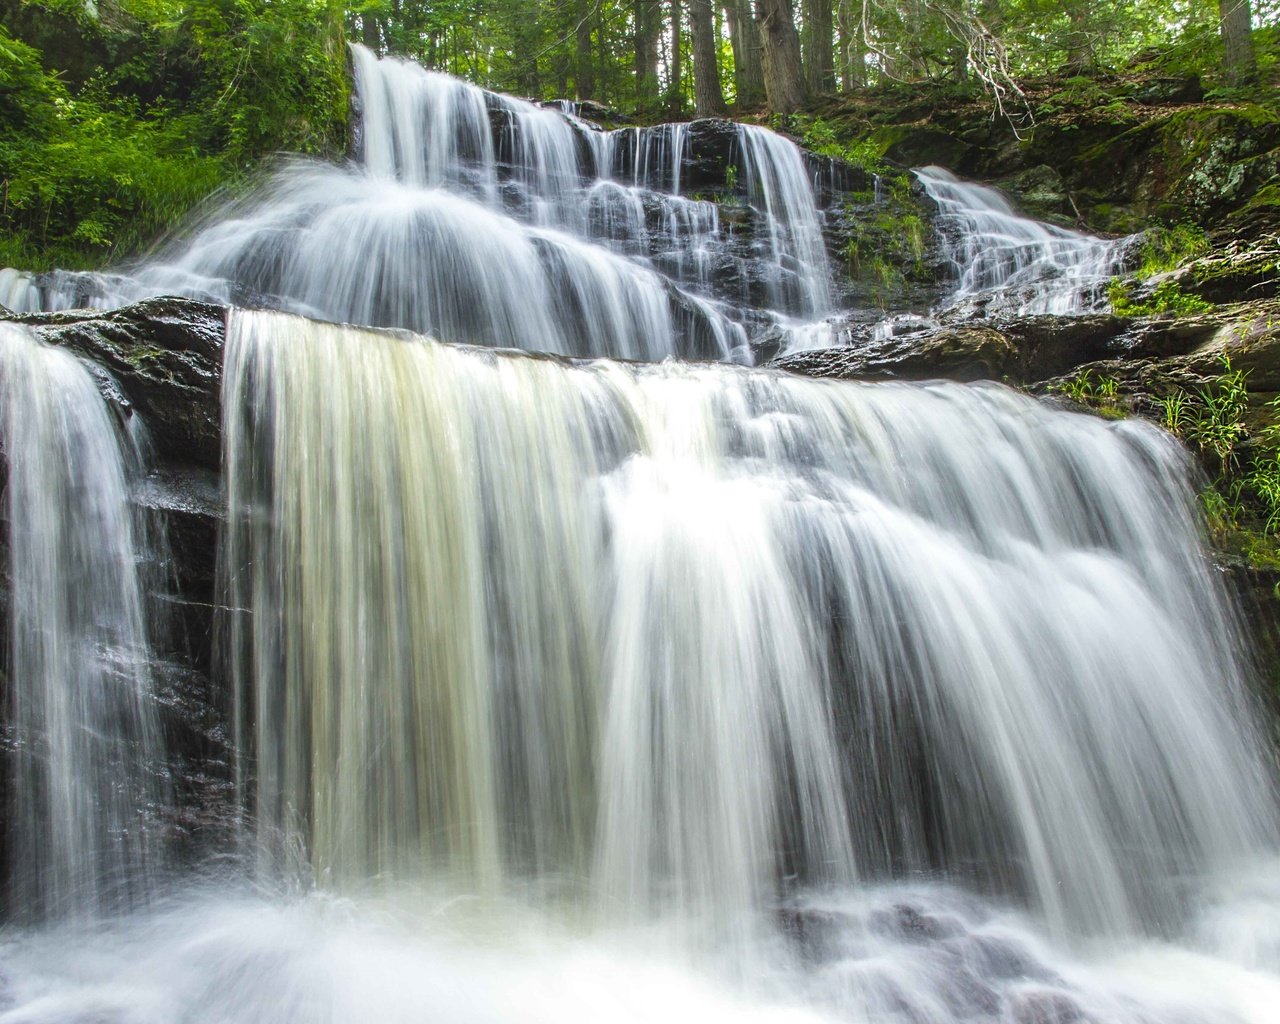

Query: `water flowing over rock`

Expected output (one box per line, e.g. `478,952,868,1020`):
0,268,41,314
917,166,1134,316
12,46,849,362
222,308,1275,950
0,321,167,919
4,43,1280,1024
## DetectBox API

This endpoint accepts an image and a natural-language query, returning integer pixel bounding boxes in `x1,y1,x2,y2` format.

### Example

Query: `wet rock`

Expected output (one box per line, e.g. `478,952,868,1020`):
992,165,1075,226
991,314,1128,381
1121,75,1204,107
771,325,1016,383
1009,989,1090,1024
1168,236,1280,304
14,298,225,472
136,466,224,678
1027,301,1280,432
882,128,969,171
682,119,745,192
1125,299,1280,386
955,934,1049,986
777,905,849,962
872,902,966,943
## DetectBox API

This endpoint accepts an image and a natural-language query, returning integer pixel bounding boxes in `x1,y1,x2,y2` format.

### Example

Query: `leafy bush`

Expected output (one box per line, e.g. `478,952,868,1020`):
0,0,348,269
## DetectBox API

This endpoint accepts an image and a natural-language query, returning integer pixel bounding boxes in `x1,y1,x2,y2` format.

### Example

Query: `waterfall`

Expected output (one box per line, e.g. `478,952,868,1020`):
0,268,41,314
8,47,839,362
4,46,1280,1024
0,321,166,919
221,308,1274,949
916,165,1132,315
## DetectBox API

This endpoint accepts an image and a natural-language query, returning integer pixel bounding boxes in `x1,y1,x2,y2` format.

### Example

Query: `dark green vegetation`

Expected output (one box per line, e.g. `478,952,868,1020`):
2,0,1277,269
1,0,348,269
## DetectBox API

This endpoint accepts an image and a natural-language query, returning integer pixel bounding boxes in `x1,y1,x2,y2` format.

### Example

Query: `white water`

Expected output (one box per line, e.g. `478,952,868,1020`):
3,307,1277,1021
0,269,40,314
916,166,1132,316
2,46,1280,1024
0,322,165,921
8,46,842,361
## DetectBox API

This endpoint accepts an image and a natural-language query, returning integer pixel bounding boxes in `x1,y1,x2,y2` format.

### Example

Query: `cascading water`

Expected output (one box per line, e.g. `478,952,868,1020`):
6,308,1277,1021
11,46,844,362
219,309,1277,942
0,321,166,920
3,44,1280,1024
0,269,40,315
917,165,1132,315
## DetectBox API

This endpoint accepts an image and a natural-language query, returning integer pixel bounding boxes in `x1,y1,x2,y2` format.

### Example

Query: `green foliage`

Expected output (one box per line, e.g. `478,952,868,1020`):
0,0,348,269
1160,352,1280,561
796,116,888,173
1135,223,1210,277
1170,354,1250,469
1108,278,1214,317
1049,368,1126,417
183,0,349,159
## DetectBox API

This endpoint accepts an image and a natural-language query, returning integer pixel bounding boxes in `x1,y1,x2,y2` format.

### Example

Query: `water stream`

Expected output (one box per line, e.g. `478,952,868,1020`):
915,166,1132,316
1,47,1278,1024
0,322,166,922
12,46,845,362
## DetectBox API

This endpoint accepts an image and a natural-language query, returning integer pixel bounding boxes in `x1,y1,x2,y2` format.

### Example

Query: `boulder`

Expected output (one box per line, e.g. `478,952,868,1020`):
772,325,1016,383
15,297,225,472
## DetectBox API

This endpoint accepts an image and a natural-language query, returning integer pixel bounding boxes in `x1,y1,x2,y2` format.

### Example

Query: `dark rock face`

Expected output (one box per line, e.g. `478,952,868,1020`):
3,298,234,875
775,301,1280,394
13,298,225,472
772,326,1016,383
771,313,1128,386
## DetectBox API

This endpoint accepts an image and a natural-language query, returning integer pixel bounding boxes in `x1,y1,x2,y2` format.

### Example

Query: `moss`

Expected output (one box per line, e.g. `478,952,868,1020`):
1109,278,1214,316
841,175,934,308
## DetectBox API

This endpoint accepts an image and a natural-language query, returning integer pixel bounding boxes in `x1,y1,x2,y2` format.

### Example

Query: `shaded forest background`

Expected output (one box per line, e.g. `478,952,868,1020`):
1,0,1276,269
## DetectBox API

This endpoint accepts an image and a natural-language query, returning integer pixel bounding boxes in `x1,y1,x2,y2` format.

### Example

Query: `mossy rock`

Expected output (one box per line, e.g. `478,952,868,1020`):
875,126,969,171
1074,106,1280,222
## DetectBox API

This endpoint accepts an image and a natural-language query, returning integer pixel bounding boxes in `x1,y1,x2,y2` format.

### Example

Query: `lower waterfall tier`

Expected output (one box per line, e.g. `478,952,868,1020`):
222,308,1274,945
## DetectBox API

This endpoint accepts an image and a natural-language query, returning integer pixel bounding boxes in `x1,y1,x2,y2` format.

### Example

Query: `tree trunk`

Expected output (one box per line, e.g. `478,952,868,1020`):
576,0,595,99
755,0,806,112
1220,0,1258,87
1064,5,1094,73
690,0,728,114
668,0,685,113
361,12,380,52
725,0,766,106
635,0,662,108
836,0,865,89
801,0,835,94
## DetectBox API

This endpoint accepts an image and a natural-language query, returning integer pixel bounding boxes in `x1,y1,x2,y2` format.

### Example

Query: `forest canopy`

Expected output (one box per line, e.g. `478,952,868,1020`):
1,0,1275,269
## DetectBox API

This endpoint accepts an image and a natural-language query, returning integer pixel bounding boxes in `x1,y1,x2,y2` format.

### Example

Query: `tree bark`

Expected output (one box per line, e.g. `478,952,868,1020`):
1064,5,1094,73
725,0,766,105
1220,0,1258,87
755,0,806,112
575,0,595,99
361,12,381,52
668,0,685,113
801,0,835,94
836,0,865,89
635,0,663,108
690,0,728,114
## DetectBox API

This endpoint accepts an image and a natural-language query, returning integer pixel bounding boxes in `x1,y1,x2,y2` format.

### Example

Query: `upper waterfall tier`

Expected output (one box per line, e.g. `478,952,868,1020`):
916,166,1133,316
17,46,840,362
